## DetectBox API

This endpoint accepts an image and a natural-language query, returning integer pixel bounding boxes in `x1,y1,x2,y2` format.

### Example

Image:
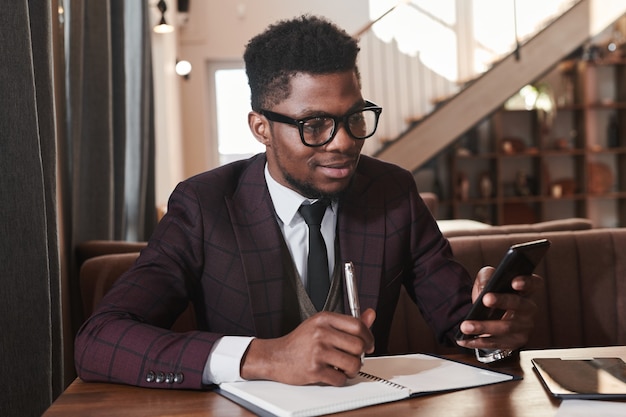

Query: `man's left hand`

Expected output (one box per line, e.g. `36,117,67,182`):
456,266,543,351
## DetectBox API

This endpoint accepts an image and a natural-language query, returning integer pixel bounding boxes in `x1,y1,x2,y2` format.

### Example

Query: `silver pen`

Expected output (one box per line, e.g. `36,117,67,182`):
344,262,360,319
344,261,364,363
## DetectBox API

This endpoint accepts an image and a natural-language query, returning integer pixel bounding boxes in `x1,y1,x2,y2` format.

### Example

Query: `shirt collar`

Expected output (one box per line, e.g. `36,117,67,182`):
264,163,336,227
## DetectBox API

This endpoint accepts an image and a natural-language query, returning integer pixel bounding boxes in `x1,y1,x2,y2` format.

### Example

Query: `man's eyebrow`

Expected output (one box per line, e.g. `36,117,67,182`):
299,100,366,118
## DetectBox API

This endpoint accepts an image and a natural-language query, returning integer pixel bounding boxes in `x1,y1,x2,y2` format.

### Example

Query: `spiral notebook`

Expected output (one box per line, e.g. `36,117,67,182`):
217,353,518,417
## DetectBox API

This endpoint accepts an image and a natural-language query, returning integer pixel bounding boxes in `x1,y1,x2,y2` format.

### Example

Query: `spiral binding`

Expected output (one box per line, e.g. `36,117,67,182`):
358,371,410,391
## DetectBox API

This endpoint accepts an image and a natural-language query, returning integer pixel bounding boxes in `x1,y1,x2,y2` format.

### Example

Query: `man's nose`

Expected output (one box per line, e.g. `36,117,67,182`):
326,122,357,151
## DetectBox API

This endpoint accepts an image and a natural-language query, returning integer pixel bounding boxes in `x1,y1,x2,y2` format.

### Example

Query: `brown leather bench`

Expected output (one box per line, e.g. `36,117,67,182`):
78,250,196,332
389,228,626,354
438,217,593,238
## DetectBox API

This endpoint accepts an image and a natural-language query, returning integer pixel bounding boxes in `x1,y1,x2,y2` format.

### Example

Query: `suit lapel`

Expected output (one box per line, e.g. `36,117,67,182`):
338,167,385,313
225,155,386,335
225,155,289,338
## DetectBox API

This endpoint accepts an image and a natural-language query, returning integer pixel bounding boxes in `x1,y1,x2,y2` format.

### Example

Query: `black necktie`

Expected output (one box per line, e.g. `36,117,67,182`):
299,199,330,311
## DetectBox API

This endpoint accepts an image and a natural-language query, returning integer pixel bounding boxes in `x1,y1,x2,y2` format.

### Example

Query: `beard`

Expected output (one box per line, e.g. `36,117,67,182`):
283,170,351,200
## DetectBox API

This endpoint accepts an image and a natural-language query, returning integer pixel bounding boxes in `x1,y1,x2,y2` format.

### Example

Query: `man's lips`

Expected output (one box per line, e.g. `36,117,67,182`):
317,159,357,179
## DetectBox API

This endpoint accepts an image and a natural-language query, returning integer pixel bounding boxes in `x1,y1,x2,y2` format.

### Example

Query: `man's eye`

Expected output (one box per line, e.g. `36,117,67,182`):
349,112,366,125
303,118,331,134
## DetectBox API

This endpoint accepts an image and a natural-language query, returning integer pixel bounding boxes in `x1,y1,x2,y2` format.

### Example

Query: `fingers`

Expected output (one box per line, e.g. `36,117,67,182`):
459,270,543,352
473,268,543,300
360,308,376,353
458,305,533,341
511,273,543,295
481,271,541,320
320,311,375,358
471,267,494,302
240,311,375,386
319,325,366,361
457,316,532,350
481,291,534,312
302,313,374,382
457,294,537,350
475,266,494,289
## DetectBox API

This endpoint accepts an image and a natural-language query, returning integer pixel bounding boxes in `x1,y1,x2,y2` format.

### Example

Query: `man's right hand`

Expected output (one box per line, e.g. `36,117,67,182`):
239,308,376,386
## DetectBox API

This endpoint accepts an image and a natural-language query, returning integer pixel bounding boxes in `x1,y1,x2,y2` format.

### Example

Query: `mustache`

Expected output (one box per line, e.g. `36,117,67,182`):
317,154,360,167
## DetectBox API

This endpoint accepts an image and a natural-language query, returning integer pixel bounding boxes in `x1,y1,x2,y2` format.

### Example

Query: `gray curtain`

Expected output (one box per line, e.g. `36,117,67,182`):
62,0,156,343
0,1,62,416
0,0,155,415
64,0,155,244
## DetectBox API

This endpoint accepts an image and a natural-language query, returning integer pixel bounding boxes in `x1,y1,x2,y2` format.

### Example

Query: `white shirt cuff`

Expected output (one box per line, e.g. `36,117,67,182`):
202,336,255,385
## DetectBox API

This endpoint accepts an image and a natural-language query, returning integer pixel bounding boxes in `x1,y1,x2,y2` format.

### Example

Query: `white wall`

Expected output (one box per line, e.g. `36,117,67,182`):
151,27,185,210
177,2,368,175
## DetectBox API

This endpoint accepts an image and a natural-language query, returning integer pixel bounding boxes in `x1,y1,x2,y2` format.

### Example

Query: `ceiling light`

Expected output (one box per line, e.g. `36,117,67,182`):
154,0,174,34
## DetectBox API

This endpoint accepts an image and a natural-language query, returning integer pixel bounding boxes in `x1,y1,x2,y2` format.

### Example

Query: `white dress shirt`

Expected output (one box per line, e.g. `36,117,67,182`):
203,163,337,384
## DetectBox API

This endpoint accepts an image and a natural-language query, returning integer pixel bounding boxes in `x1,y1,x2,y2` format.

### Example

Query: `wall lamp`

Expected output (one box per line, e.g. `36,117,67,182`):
176,60,192,80
153,0,174,34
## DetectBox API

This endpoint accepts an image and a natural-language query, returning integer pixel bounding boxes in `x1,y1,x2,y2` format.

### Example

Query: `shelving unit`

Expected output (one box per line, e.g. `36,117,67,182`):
447,56,626,227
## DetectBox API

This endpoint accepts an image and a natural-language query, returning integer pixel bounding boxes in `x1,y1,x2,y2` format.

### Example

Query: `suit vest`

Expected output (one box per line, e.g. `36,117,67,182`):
278,236,344,334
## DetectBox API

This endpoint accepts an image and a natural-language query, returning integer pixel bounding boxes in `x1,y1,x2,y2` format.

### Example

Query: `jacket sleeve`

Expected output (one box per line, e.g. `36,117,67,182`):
74,181,223,390
404,171,473,344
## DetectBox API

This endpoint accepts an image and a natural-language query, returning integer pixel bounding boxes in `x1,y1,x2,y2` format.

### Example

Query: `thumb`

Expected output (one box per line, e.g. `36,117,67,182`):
473,266,495,301
361,308,376,328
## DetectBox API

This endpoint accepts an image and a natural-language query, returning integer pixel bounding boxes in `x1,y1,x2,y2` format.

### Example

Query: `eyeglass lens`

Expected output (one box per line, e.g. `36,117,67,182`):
302,109,378,146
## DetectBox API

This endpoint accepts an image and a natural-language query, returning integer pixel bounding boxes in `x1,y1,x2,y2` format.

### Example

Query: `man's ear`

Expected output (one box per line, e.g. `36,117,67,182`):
248,111,270,146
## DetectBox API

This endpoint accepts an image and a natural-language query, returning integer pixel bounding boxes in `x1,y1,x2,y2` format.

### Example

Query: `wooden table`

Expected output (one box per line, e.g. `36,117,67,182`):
44,346,625,417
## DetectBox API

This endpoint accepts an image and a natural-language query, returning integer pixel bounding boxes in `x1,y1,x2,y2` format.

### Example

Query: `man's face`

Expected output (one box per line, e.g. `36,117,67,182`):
253,70,366,199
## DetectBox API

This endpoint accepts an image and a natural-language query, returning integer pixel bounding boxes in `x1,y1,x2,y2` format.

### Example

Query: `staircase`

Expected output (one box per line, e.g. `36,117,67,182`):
371,0,626,173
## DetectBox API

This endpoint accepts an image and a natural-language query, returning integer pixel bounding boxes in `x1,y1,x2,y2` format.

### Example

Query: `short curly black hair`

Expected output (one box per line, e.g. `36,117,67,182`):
243,15,360,111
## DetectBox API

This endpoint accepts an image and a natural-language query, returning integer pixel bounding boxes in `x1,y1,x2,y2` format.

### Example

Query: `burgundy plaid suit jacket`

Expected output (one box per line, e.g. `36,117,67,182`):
74,153,472,389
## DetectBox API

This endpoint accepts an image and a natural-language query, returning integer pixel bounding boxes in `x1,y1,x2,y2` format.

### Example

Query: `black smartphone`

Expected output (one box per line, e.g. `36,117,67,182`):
455,238,551,341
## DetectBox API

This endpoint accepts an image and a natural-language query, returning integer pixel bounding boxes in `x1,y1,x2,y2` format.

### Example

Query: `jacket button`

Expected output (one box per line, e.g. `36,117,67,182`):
174,373,184,384
155,372,165,383
145,371,155,383
165,373,175,384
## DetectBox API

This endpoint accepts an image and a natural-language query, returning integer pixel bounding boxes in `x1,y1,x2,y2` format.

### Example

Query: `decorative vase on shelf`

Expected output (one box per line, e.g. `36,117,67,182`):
457,173,469,201
479,173,492,198
515,170,532,196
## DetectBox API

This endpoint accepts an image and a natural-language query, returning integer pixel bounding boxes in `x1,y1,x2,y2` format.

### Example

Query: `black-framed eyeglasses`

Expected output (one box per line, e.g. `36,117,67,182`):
260,100,383,147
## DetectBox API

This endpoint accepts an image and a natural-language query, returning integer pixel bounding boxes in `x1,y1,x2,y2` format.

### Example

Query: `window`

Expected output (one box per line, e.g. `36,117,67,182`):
214,68,264,165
